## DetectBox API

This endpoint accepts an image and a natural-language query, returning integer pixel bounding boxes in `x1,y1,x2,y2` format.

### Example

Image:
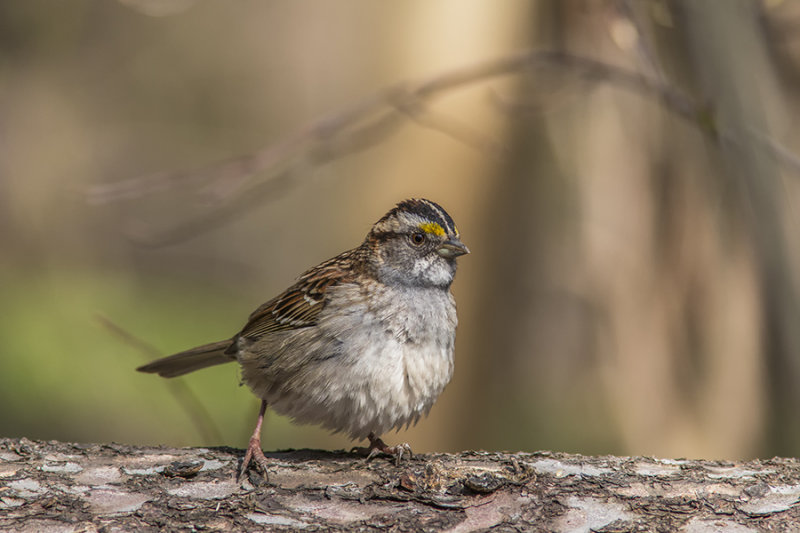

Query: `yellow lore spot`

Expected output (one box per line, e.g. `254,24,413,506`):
419,222,446,236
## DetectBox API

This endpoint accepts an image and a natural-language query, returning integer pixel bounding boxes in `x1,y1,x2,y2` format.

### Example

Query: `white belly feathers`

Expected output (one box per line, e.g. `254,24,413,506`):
237,282,457,439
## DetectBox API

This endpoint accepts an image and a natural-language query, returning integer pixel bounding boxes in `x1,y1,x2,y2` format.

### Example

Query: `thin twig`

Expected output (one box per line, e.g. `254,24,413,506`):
750,128,800,177
618,0,666,83
95,314,224,444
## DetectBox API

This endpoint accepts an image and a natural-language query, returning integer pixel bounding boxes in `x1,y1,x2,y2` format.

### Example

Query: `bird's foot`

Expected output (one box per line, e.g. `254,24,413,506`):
239,436,270,482
352,433,413,466
238,399,270,483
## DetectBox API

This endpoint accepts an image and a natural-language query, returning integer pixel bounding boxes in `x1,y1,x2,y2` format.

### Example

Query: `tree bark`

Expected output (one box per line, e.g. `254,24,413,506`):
2,438,800,531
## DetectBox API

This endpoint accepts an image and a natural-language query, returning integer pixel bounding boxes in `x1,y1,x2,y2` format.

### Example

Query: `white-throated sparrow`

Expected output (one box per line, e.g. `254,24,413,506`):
138,198,469,480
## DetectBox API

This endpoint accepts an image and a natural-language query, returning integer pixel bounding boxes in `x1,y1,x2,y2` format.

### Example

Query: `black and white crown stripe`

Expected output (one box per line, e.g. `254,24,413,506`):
372,198,459,237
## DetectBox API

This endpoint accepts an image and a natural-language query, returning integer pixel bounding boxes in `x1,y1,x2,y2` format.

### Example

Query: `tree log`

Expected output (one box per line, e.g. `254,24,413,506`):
1,437,799,531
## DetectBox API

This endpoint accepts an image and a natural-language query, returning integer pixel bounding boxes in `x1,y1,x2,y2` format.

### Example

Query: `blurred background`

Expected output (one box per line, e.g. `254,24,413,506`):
3,0,800,461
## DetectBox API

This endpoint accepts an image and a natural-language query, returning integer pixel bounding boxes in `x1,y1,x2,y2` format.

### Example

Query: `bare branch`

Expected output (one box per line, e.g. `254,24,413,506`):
4,437,800,530
85,49,765,245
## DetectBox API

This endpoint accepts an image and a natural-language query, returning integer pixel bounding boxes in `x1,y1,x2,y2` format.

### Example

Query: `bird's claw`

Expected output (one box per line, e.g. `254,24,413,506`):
239,436,270,483
354,435,413,466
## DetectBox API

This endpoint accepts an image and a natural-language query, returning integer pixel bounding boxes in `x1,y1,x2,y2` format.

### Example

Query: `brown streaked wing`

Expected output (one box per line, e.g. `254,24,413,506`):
234,250,359,340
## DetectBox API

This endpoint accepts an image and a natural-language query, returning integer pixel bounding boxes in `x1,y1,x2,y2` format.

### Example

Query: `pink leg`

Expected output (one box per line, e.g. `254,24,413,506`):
238,400,269,481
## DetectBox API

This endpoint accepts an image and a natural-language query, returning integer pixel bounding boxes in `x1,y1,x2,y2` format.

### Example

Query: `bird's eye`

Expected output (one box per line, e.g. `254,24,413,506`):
410,232,426,246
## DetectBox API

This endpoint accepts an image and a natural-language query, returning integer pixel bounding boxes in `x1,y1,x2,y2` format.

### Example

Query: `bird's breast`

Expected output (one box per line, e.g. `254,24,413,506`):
238,281,458,439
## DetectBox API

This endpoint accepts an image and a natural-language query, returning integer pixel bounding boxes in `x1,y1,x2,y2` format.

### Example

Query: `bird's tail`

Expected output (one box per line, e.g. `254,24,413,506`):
137,340,234,378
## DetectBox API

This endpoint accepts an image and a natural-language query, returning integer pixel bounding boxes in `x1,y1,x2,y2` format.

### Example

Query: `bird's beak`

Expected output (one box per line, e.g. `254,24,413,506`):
437,238,470,258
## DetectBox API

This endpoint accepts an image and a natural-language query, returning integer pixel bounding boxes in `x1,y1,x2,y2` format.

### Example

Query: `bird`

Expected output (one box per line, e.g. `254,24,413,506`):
137,198,469,480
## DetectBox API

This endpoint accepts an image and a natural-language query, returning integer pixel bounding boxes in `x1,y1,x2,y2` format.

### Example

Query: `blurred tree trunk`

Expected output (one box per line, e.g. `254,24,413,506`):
680,0,800,455
458,0,608,454
457,0,797,460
